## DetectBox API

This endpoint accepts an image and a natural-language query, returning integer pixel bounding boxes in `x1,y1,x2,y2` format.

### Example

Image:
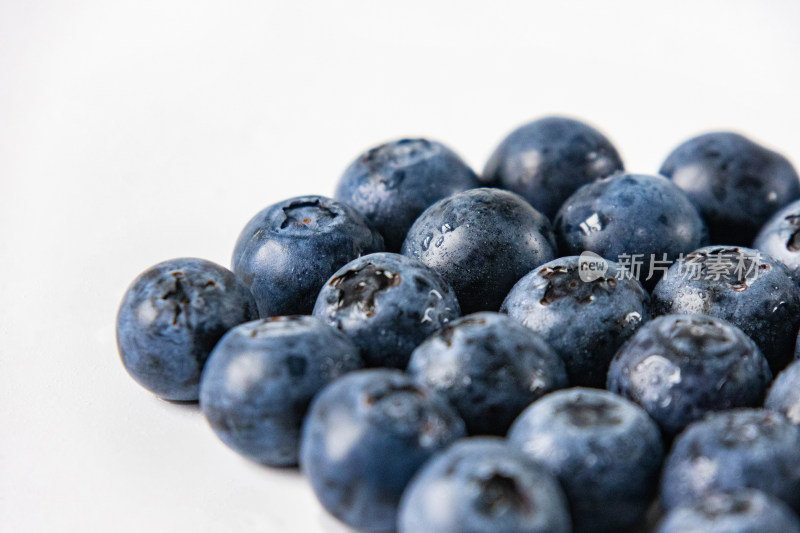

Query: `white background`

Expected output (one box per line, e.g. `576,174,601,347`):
2,1,799,531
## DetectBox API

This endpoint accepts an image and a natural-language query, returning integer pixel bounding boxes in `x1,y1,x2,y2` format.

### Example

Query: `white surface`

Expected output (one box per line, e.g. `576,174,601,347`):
2,1,799,531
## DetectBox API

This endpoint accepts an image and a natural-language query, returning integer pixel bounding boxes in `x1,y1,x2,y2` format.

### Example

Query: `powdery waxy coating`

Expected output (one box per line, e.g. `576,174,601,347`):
661,131,800,245
313,252,460,369
406,312,568,435
656,489,800,533
401,187,556,313
397,438,572,533
232,195,384,317
500,256,650,387
116,258,258,401
765,360,800,426
199,316,362,467
508,388,664,533
482,116,624,218
652,245,800,373
300,369,466,532
660,409,800,513
555,173,708,288
753,198,800,278
335,138,480,251
607,314,772,437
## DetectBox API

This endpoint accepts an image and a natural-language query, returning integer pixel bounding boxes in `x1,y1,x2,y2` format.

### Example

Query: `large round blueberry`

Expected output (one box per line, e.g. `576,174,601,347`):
508,388,663,533
660,132,800,245
313,252,460,368
607,314,772,437
401,188,556,313
765,360,800,425
555,173,707,287
199,316,362,466
407,312,568,435
656,490,800,533
397,437,572,533
754,198,800,278
483,116,624,218
501,256,649,387
232,195,384,317
116,258,258,401
335,138,480,251
661,409,800,513
300,369,466,532
652,246,800,373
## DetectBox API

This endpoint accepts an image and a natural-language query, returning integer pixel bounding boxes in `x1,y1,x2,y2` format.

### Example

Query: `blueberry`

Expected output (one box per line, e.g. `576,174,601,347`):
753,198,800,278
116,258,258,401
401,188,556,313
300,369,466,532
483,116,624,218
406,312,568,435
500,256,650,387
656,490,800,533
508,387,663,533
199,316,362,466
313,252,460,368
335,138,480,251
397,437,572,533
660,132,800,245
660,408,800,513
765,360,800,425
607,314,772,437
555,173,708,288
652,245,800,373
232,195,384,317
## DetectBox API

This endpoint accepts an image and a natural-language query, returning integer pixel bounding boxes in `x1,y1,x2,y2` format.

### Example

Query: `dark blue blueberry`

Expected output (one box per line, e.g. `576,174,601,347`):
300,369,466,532
656,490,800,533
483,116,624,218
397,437,572,533
660,409,800,513
335,138,480,251
754,198,800,279
116,258,258,401
401,188,556,313
508,388,663,533
652,246,800,373
232,195,384,317
555,173,708,288
199,316,362,467
500,255,649,387
660,132,800,245
406,312,568,435
607,314,772,437
765,360,800,425
312,252,460,368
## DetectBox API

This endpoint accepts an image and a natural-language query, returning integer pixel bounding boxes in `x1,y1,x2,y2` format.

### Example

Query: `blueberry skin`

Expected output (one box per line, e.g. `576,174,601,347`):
652,245,800,373
312,252,460,368
335,138,480,251
199,316,362,466
656,490,800,533
397,437,572,533
608,314,772,437
660,408,800,513
116,258,258,401
508,387,664,533
406,312,568,435
753,198,800,278
501,256,650,387
300,369,466,532
661,132,800,245
483,116,624,219
401,188,556,313
765,360,800,425
232,195,384,317
555,173,708,286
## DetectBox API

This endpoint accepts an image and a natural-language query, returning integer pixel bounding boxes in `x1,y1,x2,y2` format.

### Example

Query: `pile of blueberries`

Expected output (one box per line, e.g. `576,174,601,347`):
116,116,800,533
